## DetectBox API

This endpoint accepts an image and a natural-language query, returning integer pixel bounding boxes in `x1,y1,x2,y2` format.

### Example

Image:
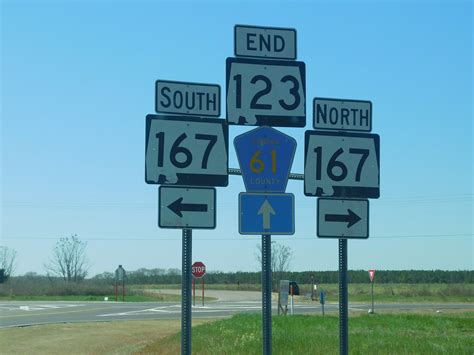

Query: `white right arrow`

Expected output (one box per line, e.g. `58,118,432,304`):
258,199,276,229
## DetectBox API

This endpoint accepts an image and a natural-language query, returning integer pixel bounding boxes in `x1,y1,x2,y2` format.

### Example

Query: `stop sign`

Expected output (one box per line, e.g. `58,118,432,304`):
192,261,206,278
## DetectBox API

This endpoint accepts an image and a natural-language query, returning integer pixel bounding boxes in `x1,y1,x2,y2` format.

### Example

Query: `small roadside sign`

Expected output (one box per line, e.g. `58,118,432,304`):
156,80,220,117
239,192,294,235
145,115,228,187
159,186,216,229
226,57,306,127
234,25,297,60
115,265,126,281
304,130,380,198
313,97,372,132
368,269,375,282
192,261,206,278
317,198,369,238
234,126,296,192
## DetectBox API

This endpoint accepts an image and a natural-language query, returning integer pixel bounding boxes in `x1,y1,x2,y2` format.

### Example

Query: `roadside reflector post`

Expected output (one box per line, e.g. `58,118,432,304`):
182,228,192,355
262,234,272,355
339,239,348,355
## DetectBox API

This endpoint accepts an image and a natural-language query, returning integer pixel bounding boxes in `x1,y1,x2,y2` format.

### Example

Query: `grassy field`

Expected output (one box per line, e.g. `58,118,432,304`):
0,313,472,354
1,282,471,303
139,283,474,303
142,313,474,354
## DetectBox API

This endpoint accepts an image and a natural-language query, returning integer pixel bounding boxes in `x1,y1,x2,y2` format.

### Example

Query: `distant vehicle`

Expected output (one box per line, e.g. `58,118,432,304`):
289,281,300,295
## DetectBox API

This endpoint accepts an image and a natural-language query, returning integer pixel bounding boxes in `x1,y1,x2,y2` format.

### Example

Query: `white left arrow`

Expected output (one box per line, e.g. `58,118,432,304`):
258,199,276,229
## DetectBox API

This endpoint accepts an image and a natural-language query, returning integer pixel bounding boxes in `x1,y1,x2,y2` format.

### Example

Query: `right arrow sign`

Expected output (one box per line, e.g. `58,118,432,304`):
317,198,369,239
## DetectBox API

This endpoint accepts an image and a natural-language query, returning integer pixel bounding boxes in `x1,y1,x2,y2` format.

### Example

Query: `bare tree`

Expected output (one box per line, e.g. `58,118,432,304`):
0,246,17,282
45,235,89,282
256,241,292,290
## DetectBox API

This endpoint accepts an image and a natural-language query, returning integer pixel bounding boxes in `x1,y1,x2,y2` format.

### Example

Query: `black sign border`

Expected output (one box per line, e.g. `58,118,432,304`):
145,114,229,187
304,130,380,199
317,198,369,239
226,57,306,127
158,186,217,229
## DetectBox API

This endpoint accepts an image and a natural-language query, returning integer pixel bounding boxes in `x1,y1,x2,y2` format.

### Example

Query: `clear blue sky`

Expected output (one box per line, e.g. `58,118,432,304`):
1,0,472,276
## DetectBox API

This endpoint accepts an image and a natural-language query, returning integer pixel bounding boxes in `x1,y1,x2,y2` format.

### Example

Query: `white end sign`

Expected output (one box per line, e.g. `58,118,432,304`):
234,25,296,60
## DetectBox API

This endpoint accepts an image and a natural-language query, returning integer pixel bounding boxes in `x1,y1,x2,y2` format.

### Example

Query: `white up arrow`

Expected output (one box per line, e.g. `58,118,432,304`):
258,199,276,229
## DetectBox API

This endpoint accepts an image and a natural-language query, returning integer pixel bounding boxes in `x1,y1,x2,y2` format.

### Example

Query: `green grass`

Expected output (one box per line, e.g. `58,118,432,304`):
143,313,474,354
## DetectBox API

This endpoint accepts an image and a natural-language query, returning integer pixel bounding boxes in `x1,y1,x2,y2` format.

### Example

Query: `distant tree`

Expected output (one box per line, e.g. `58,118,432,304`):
256,242,292,291
0,246,17,282
44,235,89,282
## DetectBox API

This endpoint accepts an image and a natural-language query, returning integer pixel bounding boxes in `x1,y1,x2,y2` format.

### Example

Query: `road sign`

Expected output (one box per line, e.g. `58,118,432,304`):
234,25,297,60
317,198,369,238
234,126,296,193
368,269,375,282
226,57,306,127
304,131,380,198
159,186,216,229
145,115,228,187
313,97,372,132
192,261,206,278
239,192,294,235
156,80,220,117
115,265,126,281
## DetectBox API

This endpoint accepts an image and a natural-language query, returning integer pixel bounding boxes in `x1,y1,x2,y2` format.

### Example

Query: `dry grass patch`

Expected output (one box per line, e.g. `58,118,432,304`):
0,319,212,355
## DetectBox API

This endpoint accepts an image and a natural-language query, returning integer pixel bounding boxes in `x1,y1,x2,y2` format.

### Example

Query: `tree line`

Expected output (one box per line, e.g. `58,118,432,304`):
99,269,473,285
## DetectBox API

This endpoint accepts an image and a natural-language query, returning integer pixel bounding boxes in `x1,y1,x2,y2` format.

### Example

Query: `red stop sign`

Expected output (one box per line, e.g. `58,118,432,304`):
192,262,206,278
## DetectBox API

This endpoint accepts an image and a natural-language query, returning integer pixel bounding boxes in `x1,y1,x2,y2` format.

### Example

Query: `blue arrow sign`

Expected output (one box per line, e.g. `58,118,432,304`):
234,126,296,192
239,193,295,235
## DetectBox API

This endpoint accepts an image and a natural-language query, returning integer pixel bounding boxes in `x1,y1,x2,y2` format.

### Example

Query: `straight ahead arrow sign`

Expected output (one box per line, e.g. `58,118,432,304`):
325,209,361,228
168,197,208,218
258,199,276,229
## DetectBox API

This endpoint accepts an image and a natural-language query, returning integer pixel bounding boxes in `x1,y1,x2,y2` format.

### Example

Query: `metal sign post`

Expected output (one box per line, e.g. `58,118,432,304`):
262,234,272,355
181,228,192,355
339,239,348,355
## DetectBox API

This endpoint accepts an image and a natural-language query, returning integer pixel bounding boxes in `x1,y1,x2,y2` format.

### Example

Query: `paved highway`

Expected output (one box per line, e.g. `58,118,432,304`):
1,290,472,328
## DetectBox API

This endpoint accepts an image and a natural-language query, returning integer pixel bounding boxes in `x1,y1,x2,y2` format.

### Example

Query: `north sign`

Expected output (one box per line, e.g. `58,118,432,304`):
159,186,216,229
317,198,369,238
234,126,296,193
313,97,372,132
145,115,228,187
226,57,306,127
156,80,220,117
239,192,294,235
304,131,380,198
234,25,297,60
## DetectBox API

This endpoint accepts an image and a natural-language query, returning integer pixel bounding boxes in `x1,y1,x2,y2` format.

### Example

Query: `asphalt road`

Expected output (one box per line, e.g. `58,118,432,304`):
1,290,472,328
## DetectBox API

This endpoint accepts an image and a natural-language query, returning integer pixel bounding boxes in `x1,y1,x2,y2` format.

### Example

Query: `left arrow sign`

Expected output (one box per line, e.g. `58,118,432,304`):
168,198,208,217
159,186,216,229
